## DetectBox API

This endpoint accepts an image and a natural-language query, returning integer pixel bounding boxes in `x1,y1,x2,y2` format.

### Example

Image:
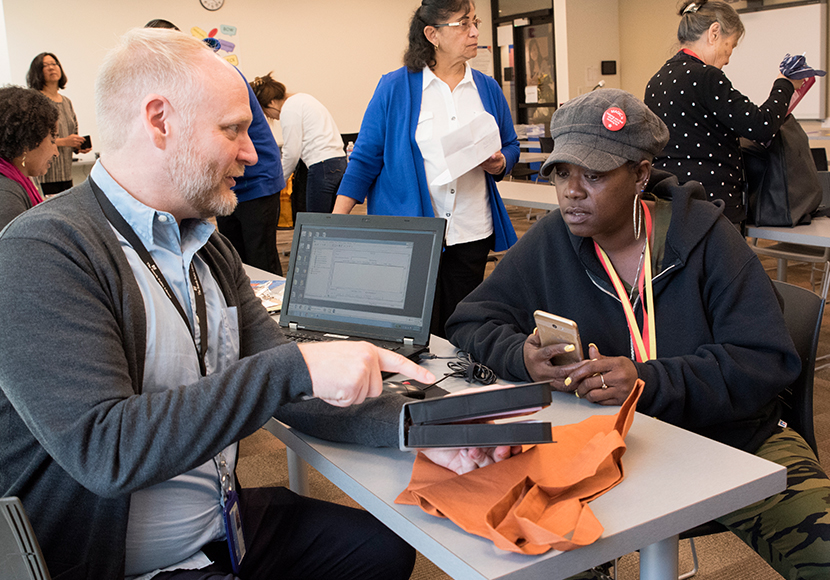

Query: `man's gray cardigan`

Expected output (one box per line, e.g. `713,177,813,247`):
0,180,403,579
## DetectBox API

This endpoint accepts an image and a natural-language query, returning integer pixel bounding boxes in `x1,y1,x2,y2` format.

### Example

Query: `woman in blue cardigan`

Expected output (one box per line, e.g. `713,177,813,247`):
334,0,519,337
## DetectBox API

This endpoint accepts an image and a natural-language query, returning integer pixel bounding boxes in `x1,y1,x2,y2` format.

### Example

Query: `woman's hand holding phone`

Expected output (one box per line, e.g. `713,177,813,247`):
523,329,585,390
525,312,640,403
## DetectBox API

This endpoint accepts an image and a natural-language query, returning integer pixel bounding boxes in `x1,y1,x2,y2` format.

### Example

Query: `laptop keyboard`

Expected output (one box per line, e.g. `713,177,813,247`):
284,331,326,344
284,331,402,352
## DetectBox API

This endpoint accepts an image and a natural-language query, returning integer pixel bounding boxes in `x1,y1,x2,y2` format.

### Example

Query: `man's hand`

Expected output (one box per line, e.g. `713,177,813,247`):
422,445,523,474
298,341,435,407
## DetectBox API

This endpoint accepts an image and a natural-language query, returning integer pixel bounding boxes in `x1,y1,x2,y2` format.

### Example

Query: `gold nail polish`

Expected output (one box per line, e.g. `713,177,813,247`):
564,377,572,387
564,344,575,352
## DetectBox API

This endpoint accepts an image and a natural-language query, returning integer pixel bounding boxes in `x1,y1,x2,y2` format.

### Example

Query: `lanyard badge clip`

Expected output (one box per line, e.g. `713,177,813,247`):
216,453,247,573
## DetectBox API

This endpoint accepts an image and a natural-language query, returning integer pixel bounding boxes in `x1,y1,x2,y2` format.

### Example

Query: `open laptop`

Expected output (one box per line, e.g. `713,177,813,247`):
279,212,446,362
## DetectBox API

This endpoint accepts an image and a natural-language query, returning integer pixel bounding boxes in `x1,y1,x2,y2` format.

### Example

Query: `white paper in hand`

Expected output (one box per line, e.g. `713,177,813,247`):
431,112,501,186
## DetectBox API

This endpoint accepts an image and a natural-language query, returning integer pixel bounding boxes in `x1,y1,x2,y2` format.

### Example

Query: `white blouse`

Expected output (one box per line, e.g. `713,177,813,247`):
416,64,493,247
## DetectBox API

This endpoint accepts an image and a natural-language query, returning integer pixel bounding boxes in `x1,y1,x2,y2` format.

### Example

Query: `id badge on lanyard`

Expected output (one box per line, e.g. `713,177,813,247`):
223,490,246,574
216,453,246,573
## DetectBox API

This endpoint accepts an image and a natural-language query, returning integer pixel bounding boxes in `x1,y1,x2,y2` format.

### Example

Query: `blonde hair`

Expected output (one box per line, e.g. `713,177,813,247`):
95,28,213,152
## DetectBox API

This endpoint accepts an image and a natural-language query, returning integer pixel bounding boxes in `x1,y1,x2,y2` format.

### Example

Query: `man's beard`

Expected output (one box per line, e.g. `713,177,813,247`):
166,134,243,218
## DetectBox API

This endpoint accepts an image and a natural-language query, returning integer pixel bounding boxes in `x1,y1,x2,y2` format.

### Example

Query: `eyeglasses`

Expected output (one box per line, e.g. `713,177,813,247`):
42,62,60,69
432,17,482,32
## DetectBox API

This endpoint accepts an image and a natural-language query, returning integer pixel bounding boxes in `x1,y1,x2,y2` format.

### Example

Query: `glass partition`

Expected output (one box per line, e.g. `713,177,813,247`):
491,1,555,131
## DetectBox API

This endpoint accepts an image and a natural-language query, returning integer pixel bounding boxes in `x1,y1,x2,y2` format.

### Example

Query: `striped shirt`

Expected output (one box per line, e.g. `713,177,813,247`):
41,95,78,184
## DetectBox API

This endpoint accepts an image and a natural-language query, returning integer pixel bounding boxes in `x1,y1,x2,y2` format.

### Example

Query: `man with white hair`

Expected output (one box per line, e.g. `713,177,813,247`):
0,28,515,580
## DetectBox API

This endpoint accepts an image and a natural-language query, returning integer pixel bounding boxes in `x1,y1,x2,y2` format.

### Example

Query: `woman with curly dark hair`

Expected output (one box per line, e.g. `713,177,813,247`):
26,52,90,195
333,0,519,338
0,86,58,229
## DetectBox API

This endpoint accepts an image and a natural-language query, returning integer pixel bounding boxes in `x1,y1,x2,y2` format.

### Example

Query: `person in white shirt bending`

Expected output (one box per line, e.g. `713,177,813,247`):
251,73,347,213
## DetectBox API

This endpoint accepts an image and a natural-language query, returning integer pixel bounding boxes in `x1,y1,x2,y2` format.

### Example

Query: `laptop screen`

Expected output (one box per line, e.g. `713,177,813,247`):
280,213,446,345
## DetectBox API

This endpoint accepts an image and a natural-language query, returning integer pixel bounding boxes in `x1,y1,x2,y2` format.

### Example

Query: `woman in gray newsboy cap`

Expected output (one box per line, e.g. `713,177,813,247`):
447,89,830,580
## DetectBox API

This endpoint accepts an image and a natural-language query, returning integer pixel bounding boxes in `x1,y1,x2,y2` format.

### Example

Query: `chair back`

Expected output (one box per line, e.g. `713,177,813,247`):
773,280,823,457
679,280,823,547
0,497,50,580
811,147,828,172
539,137,554,153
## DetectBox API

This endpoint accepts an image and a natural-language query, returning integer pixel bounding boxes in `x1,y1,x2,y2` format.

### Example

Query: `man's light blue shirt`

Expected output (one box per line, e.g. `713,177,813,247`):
90,162,242,577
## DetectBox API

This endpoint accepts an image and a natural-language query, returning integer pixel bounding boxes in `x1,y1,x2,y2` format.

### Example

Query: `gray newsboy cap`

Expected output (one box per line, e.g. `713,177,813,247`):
539,88,669,178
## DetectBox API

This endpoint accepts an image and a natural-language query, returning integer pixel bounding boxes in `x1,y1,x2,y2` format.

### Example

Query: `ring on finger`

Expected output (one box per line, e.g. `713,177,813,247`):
574,390,580,398
600,373,607,389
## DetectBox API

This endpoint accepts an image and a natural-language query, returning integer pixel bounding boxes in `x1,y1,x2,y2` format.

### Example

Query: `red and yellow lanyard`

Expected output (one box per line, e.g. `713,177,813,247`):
593,201,656,362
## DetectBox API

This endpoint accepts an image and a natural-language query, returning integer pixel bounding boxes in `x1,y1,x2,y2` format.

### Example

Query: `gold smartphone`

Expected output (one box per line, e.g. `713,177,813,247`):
533,310,583,365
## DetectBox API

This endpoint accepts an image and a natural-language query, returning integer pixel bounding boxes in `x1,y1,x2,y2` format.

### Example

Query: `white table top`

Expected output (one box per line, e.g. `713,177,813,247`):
747,216,830,248
71,151,97,166
264,337,785,580
519,151,549,164
498,179,559,211
243,263,284,280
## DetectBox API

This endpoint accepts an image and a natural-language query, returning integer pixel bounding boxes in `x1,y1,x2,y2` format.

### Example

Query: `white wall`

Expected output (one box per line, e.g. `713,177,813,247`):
1,0,445,150
1,1,499,149
0,0,10,84
618,0,677,99
563,0,620,99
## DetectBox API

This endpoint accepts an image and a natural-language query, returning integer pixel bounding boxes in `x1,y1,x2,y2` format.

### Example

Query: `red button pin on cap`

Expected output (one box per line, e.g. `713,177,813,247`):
602,107,626,131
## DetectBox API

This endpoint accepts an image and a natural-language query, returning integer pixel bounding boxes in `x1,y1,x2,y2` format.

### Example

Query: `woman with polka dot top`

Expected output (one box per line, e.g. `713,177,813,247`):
644,0,802,224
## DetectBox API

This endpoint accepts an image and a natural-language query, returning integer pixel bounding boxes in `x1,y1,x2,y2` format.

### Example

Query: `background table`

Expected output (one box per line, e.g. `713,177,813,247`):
263,338,785,580
747,215,830,248
518,151,549,164
498,180,559,212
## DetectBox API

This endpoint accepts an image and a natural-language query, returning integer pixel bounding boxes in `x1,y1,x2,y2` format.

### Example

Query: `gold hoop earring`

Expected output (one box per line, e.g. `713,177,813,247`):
633,191,642,240
21,155,26,169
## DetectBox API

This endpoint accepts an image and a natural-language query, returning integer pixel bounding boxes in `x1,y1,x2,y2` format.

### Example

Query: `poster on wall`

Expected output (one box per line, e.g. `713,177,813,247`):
524,24,555,126
191,23,240,66
524,26,554,102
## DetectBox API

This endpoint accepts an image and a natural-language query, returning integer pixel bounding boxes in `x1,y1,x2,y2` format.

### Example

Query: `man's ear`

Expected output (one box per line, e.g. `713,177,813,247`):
141,94,173,150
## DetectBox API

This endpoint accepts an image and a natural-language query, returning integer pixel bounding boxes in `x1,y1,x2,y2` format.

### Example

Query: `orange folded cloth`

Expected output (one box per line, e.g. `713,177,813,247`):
395,380,643,554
